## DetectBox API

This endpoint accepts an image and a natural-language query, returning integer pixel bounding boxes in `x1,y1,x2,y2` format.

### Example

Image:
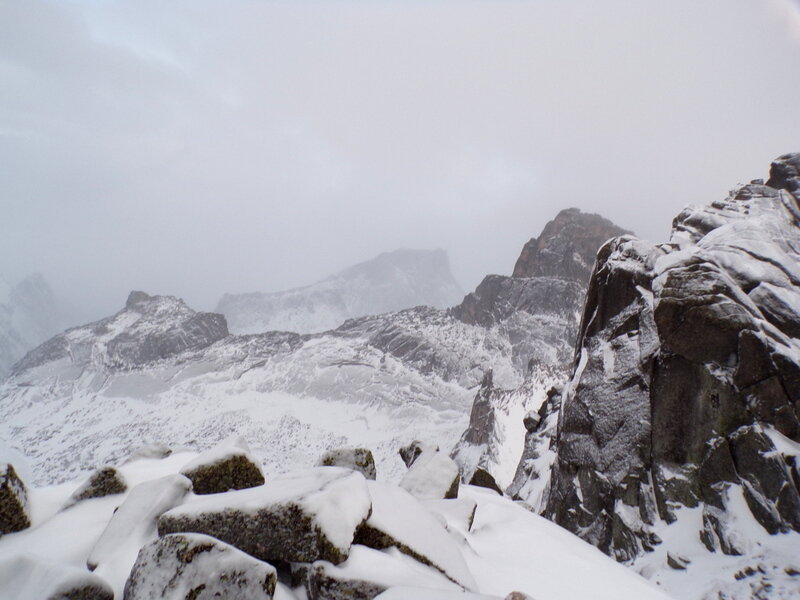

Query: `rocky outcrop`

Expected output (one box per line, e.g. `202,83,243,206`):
180,437,265,494
65,467,127,508
318,448,377,480
0,463,30,535
124,533,277,600
218,249,464,335
399,441,438,468
536,155,800,562
158,468,371,565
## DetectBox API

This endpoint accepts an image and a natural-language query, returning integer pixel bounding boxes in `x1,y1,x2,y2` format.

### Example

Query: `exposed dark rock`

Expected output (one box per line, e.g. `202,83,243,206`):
468,468,502,495
766,152,800,197
529,159,800,564
318,448,377,480
0,463,30,535
123,533,277,600
180,439,265,495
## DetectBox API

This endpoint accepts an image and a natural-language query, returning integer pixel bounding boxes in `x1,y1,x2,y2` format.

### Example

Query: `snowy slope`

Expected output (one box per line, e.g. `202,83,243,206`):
217,248,464,334
0,451,675,600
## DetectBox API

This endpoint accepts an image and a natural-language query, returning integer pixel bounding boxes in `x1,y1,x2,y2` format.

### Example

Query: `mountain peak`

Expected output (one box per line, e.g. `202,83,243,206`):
511,208,631,282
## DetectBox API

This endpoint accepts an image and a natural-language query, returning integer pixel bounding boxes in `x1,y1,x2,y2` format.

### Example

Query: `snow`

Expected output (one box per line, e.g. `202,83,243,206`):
364,481,478,590
422,498,477,532
375,587,501,600
459,486,673,600
312,544,460,592
0,553,113,600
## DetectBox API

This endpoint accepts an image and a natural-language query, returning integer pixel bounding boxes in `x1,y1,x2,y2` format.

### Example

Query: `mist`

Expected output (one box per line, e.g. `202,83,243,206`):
2,0,800,320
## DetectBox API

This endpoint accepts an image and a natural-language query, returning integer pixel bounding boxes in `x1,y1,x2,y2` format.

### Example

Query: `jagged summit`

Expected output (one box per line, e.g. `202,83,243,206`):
512,208,631,281
217,248,464,335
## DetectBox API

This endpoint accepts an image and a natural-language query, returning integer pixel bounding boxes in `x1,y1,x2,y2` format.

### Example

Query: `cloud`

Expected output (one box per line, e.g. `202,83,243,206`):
1,0,799,318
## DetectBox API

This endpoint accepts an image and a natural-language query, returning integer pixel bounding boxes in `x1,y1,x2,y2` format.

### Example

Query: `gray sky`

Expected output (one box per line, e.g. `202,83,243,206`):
2,0,800,319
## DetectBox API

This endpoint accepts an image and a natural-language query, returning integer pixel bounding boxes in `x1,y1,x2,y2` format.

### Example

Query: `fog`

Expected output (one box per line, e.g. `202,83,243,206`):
2,0,799,320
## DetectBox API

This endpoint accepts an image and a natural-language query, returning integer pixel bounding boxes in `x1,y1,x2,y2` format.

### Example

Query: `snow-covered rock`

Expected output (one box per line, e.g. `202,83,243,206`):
355,481,476,590
400,450,460,500
217,248,464,335
0,553,113,600
159,467,371,565
88,474,192,571
306,545,460,600
64,467,127,509
518,155,800,598
124,532,277,600
0,462,30,535
318,447,377,480
179,436,265,494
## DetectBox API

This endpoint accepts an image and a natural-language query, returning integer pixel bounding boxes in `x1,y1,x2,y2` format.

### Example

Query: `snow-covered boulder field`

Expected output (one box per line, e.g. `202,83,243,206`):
0,444,673,600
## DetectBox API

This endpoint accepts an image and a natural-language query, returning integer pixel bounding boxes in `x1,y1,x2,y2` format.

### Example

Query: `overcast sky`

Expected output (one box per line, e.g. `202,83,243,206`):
2,0,799,319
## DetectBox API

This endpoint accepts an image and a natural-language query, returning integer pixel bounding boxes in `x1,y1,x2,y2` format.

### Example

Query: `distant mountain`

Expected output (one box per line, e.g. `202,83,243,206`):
217,248,465,334
0,273,64,378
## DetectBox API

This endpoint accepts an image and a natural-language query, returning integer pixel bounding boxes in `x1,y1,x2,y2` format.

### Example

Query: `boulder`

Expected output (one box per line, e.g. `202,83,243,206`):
123,532,277,600
180,437,265,494
400,450,460,500
307,545,459,600
0,553,113,600
0,462,30,535
422,497,478,532
87,474,192,571
354,481,476,590
64,467,127,509
318,447,377,480
159,467,371,565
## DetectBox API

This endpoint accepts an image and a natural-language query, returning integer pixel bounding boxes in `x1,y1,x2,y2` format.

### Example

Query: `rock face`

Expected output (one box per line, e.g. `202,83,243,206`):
65,467,127,508
217,248,464,335
124,533,277,600
451,209,627,490
180,437,265,494
531,155,800,562
0,462,30,535
159,468,371,565
318,448,377,480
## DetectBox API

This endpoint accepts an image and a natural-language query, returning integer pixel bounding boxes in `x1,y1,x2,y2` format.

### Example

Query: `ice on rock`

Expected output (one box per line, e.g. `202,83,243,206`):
307,545,460,600
400,450,460,500
0,553,113,600
318,447,377,480
124,532,277,600
87,473,192,571
159,467,371,565
355,481,477,590
179,436,265,494
0,462,31,535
